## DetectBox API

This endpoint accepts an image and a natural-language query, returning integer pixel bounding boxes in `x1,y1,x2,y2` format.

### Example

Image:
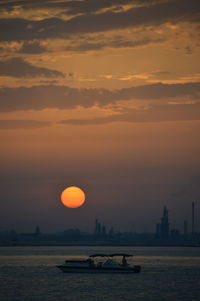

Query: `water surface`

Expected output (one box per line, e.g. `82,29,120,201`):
0,246,199,301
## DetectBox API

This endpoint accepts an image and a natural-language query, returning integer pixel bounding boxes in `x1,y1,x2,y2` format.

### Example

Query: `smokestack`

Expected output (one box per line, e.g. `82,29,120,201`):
192,201,195,234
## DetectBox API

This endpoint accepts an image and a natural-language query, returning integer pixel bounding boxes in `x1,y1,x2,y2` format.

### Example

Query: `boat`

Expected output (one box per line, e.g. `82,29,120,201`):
57,253,141,273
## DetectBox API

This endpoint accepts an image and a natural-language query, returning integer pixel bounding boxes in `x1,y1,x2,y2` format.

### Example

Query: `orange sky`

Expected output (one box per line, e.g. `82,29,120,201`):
0,0,199,233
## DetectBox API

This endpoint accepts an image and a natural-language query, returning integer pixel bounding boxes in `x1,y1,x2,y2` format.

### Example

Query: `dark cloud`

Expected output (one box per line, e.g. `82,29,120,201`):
58,102,200,125
58,0,146,15
39,80,59,84
18,40,49,54
0,119,52,129
0,57,65,78
65,37,165,52
0,0,155,13
118,82,200,100
0,82,199,112
0,85,113,111
0,0,199,41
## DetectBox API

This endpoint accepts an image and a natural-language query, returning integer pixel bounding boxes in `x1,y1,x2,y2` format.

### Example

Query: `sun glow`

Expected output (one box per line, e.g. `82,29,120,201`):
61,186,85,208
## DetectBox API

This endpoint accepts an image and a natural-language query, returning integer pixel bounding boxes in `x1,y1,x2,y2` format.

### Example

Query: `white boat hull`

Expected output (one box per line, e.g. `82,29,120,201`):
57,265,141,274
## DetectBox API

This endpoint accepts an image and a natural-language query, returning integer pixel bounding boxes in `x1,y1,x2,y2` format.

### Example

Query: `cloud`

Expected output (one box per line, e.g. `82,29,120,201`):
65,36,165,52
118,82,200,100
57,0,150,15
0,82,199,112
0,119,52,129
18,40,49,54
0,0,199,41
0,85,113,111
0,0,154,14
0,57,65,78
58,102,200,125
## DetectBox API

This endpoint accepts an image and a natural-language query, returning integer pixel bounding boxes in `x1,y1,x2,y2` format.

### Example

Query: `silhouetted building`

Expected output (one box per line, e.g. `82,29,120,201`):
156,206,170,239
35,226,41,235
64,228,80,240
94,219,101,236
108,227,114,239
160,206,169,239
171,229,180,240
94,219,107,238
102,225,107,237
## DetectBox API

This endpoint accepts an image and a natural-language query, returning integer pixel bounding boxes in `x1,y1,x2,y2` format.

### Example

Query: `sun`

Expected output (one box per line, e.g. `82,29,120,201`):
61,186,86,208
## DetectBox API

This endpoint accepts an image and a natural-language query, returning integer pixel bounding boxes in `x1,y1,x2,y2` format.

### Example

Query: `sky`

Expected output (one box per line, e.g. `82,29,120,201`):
0,0,200,234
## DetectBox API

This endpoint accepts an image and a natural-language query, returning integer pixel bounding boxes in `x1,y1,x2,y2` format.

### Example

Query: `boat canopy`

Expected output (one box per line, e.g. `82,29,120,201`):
89,254,109,257
89,253,133,258
110,253,133,257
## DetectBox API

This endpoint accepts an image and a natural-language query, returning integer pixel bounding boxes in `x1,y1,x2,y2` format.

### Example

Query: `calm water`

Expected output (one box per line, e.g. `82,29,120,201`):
0,246,200,301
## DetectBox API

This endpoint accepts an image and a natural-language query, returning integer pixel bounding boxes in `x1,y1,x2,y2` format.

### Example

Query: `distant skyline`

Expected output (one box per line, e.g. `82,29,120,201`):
0,0,200,233
0,202,199,236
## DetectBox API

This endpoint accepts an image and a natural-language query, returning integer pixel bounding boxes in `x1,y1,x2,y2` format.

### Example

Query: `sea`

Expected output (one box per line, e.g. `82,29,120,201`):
0,246,200,301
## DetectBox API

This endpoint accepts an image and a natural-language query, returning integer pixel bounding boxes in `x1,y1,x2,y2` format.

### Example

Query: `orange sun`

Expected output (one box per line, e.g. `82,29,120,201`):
61,186,86,208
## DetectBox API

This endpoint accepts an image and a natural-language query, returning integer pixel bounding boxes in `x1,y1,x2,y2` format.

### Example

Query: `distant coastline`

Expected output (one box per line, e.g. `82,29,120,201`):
0,240,199,247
